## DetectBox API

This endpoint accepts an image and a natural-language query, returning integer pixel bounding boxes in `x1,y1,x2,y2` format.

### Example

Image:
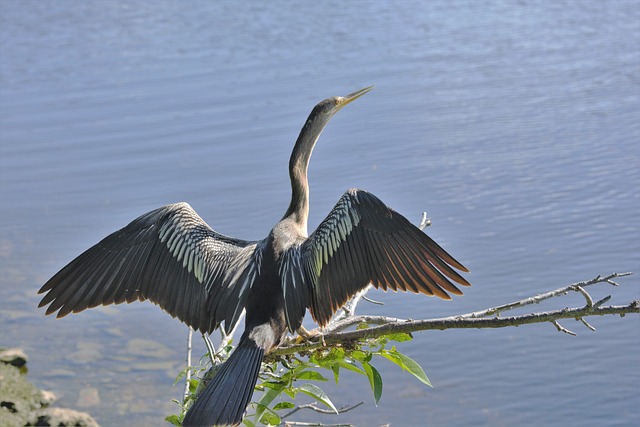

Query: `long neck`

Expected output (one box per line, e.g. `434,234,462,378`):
283,115,328,230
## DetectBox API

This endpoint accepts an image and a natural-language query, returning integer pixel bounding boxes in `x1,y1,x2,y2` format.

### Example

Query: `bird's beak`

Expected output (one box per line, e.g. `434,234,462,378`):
336,86,374,109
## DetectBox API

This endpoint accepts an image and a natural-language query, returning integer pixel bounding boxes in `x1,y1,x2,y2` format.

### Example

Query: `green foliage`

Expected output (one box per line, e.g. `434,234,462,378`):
164,413,182,426
164,355,214,426
166,328,431,426
242,329,430,426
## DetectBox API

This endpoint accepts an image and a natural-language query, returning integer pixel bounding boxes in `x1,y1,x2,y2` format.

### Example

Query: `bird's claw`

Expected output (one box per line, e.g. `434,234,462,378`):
295,325,326,346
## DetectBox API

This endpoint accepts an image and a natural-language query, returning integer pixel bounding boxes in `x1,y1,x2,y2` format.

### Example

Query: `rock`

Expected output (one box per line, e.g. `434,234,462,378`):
27,407,99,427
0,362,42,424
0,347,28,367
0,350,100,427
39,389,57,406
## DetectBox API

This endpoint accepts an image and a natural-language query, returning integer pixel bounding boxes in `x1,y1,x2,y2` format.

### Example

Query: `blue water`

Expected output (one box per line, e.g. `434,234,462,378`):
1,1,639,426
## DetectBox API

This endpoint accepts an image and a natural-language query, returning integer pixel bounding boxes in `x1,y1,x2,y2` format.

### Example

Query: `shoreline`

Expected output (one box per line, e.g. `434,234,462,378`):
0,347,99,427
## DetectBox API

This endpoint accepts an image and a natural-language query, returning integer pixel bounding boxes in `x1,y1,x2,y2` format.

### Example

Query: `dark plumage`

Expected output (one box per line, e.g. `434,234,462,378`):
38,87,470,426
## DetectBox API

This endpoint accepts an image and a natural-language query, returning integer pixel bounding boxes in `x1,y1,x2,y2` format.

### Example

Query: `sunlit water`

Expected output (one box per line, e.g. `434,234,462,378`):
1,1,638,426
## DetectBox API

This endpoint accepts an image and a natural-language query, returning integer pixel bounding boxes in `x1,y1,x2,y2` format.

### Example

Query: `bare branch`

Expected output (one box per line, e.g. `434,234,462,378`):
284,422,352,427
182,272,636,425
459,272,632,319
282,401,365,426
183,327,193,404
594,295,612,307
552,320,576,336
361,295,384,305
419,212,431,230
282,401,364,418
325,285,373,330
269,273,638,358
323,315,391,335
579,317,596,331
202,332,216,365
574,285,593,308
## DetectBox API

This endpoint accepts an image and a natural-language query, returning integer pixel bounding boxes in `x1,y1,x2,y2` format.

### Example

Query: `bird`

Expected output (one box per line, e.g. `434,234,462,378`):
38,86,470,427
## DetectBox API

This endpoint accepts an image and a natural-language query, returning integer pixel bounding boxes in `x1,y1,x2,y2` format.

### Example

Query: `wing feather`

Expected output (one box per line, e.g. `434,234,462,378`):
297,188,470,327
38,202,258,334
279,247,310,333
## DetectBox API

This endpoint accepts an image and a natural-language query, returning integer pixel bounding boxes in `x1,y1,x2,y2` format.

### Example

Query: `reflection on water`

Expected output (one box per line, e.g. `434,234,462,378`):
1,1,639,426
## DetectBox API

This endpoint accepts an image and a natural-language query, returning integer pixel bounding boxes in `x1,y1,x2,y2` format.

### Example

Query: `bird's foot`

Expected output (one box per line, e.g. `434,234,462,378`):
295,325,325,346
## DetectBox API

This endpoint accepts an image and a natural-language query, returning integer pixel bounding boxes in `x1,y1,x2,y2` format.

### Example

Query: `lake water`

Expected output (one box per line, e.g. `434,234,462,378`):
1,1,638,426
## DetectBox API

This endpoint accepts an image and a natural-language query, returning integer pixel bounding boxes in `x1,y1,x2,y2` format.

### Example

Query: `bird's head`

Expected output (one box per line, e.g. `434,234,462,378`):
309,86,374,123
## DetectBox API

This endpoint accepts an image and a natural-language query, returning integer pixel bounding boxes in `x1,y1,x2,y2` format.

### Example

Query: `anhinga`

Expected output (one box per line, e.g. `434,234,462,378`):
38,87,470,427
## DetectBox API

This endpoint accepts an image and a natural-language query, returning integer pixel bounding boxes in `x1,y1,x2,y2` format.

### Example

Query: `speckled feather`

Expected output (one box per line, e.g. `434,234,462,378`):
285,188,470,327
38,202,257,334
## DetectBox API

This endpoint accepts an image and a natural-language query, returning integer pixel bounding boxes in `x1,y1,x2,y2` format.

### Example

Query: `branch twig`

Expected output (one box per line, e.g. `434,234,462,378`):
183,327,193,404
270,273,638,357
282,401,365,426
459,272,632,319
282,401,364,418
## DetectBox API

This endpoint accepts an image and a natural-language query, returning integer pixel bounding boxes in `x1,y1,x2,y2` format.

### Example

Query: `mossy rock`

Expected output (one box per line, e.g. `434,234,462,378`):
26,407,99,427
0,347,28,368
0,362,42,426
0,354,99,427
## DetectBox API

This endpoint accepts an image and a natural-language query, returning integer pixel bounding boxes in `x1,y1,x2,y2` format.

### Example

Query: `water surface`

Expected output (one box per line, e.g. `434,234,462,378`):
1,1,638,426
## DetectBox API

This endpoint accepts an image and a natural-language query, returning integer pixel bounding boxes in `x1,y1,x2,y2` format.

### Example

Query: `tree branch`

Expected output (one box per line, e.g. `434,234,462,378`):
270,272,638,358
282,401,364,419
458,272,631,319
183,327,193,404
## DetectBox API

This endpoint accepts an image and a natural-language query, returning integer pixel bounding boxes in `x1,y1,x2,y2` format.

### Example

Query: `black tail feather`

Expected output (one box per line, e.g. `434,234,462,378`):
183,337,264,427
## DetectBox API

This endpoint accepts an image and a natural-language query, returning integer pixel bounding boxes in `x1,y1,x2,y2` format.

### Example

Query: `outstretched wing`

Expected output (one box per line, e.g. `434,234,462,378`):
38,202,259,334
285,188,470,328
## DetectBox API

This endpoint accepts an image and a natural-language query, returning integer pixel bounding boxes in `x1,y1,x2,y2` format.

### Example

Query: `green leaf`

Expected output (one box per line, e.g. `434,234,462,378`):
254,403,281,426
254,384,286,422
381,349,431,387
361,361,383,405
297,383,338,414
273,401,295,410
172,368,187,385
374,336,390,348
331,363,340,384
291,361,313,377
261,381,286,391
311,347,345,365
188,378,199,394
283,387,297,399
295,370,328,382
337,359,365,375
164,414,181,426
243,419,255,427
386,332,413,342
351,350,371,363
